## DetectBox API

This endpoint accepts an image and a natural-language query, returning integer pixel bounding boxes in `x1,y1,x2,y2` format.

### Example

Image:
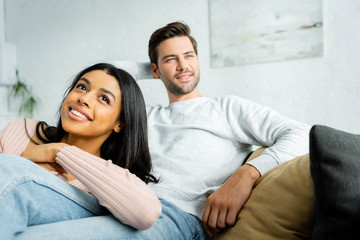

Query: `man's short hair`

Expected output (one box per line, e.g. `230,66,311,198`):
148,21,198,65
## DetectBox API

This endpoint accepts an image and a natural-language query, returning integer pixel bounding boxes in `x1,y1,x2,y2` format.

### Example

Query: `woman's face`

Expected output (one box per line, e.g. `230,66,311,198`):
61,70,122,141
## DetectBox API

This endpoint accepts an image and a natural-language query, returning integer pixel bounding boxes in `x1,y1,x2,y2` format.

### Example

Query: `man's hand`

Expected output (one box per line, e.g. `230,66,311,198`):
202,164,260,238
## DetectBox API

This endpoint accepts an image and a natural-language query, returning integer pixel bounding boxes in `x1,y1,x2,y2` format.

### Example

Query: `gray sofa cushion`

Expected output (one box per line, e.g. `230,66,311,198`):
310,125,360,240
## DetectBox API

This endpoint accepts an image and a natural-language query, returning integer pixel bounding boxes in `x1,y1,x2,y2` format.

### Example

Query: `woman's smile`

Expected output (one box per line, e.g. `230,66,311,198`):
68,105,92,122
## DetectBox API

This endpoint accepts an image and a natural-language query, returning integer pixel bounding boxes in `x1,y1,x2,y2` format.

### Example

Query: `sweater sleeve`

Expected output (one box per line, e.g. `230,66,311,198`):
56,146,161,230
0,119,38,154
0,119,22,153
218,96,310,175
0,122,7,152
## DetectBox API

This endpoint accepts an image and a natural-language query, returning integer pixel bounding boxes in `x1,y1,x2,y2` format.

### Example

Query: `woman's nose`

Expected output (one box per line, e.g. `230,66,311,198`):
78,93,92,107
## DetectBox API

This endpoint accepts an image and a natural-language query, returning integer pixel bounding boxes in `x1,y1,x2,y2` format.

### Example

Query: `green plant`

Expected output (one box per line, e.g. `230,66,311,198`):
10,69,38,118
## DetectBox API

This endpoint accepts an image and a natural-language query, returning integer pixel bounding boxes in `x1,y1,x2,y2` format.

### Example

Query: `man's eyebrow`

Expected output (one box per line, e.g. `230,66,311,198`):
184,51,196,55
160,51,196,62
78,77,116,101
161,54,176,61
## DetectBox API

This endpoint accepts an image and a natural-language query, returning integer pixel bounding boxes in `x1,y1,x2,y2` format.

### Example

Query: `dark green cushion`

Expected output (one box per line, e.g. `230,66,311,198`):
310,125,360,240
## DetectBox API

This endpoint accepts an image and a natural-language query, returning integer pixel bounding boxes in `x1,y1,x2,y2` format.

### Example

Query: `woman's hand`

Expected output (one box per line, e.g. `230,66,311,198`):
21,142,69,163
21,143,69,175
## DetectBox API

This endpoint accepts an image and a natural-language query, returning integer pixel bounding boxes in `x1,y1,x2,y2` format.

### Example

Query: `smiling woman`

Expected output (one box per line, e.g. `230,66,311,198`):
60,70,123,157
0,63,161,238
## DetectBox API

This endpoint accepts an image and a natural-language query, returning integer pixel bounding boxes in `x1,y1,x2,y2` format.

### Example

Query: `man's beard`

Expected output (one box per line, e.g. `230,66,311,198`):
163,72,200,96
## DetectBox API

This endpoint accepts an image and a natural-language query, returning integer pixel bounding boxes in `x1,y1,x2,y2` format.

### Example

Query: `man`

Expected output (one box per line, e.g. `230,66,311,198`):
145,21,310,238
12,22,310,240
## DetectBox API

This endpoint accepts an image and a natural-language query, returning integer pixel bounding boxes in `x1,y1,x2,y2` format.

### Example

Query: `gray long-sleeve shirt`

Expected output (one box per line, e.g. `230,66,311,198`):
147,95,310,219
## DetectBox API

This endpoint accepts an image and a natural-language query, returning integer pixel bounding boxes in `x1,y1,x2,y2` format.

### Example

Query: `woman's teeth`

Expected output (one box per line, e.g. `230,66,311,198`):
71,109,88,120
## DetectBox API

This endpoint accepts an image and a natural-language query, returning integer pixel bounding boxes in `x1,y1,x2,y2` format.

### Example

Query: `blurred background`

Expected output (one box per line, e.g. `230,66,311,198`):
1,0,359,133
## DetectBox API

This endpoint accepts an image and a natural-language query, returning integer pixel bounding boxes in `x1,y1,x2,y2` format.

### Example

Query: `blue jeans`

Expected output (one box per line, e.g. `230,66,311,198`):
0,154,205,240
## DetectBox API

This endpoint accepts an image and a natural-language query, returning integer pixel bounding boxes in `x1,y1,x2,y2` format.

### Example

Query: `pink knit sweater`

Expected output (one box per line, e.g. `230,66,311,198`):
0,119,161,230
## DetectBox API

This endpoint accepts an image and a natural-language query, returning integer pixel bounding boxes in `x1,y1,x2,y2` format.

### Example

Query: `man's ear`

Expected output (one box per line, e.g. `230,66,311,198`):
151,63,160,79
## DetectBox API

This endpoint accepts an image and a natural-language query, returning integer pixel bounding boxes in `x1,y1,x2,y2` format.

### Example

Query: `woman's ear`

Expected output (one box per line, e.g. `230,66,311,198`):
114,122,122,133
151,63,160,79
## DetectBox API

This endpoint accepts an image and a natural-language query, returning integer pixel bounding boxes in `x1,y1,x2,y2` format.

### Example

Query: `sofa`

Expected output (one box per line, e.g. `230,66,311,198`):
112,62,359,239
214,125,360,240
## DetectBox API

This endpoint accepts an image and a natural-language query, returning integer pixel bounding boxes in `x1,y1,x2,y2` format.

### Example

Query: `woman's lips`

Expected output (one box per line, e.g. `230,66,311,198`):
70,109,89,120
68,105,92,121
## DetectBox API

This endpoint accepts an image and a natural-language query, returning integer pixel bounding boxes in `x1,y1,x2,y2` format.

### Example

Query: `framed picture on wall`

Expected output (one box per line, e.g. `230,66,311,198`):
209,0,323,67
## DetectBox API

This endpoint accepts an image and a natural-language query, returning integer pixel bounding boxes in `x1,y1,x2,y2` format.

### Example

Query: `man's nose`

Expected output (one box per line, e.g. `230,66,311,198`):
177,57,188,71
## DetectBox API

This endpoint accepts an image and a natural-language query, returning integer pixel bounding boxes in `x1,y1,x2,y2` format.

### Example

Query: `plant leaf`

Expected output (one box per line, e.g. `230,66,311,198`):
10,80,30,98
19,96,37,118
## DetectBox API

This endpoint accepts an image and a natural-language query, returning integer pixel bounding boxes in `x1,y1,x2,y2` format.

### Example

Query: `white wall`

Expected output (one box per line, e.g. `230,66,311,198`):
2,0,360,133
0,0,5,124
0,0,4,42
0,0,18,128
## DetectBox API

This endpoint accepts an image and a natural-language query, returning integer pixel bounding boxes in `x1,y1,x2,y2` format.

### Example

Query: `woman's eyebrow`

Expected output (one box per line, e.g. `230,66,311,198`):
79,77,91,84
79,77,116,101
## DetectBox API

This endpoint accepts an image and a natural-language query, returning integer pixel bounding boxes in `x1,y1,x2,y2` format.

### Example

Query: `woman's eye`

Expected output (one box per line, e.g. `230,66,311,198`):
75,84,87,91
100,95,110,104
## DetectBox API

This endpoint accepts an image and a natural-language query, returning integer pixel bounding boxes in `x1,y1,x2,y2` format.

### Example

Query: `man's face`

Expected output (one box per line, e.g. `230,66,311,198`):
151,36,200,97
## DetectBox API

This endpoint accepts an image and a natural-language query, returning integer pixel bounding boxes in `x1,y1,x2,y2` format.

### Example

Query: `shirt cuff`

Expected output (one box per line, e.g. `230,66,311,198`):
245,153,279,176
